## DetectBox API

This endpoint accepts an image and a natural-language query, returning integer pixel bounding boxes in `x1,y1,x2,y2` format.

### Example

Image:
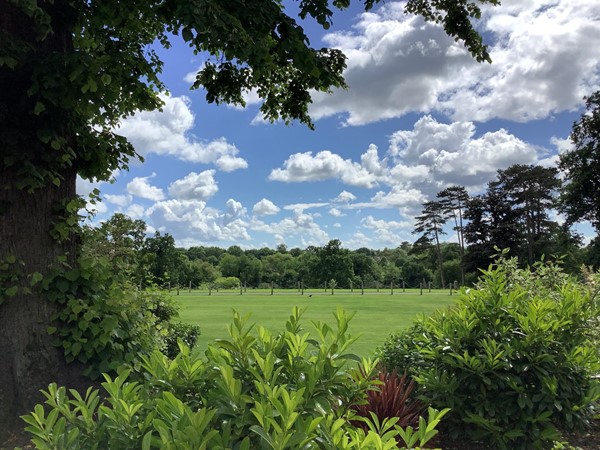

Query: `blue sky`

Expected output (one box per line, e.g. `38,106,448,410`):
79,0,600,249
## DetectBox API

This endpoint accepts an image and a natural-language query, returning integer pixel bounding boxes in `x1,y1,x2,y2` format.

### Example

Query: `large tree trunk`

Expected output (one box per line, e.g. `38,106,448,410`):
0,169,89,442
0,1,89,442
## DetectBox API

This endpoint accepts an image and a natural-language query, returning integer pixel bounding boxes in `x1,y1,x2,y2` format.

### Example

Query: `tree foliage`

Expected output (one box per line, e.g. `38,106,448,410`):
82,213,147,279
437,186,469,284
493,165,561,265
143,232,186,285
559,91,600,232
314,239,354,286
413,201,448,287
464,164,568,269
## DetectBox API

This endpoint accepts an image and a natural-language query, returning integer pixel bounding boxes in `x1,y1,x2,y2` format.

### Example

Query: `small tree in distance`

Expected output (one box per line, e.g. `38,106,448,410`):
413,201,448,288
437,186,469,285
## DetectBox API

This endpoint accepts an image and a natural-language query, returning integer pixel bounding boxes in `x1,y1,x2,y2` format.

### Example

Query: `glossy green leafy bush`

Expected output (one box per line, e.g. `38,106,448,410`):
23,308,448,449
378,257,600,450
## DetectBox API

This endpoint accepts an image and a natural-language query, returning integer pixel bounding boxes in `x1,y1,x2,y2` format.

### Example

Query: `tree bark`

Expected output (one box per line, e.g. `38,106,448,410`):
0,169,89,442
0,1,89,441
433,226,445,289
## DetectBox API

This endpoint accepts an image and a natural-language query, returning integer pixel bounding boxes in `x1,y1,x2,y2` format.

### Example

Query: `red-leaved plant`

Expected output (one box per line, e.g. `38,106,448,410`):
351,368,425,431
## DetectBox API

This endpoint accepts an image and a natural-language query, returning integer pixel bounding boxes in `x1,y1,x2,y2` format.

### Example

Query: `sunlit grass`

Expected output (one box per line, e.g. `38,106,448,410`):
174,289,457,357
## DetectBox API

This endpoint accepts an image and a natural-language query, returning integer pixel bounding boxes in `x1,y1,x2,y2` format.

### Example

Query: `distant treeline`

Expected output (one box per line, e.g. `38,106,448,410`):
84,164,600,290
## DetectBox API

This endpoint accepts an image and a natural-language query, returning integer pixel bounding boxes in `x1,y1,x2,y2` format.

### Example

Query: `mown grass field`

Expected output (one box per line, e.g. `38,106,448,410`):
174,288,457,357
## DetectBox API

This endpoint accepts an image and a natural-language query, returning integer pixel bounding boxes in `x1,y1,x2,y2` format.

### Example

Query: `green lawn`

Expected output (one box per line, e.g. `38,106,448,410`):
174,289,457,357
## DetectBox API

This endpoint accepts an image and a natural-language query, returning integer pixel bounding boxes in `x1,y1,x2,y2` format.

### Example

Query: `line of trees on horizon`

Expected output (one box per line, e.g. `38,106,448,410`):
87,158,600,291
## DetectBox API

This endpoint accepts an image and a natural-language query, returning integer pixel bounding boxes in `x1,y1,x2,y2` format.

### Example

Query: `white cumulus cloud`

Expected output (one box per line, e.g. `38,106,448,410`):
388,115,538,188
270,115,540,209
308,0,600,126
116,95,248,171
441,0,600,122
334,190,358,203
146,198,250,244
168,170,218,201
76,176,101,197
104,194,132,207
367,187,427,214
253,198,280,216
125,204,146,219
127,175,165,201
216,154,249,172
361,215,414,246
283,202,329,213
251,211,329,246
269,150,379,188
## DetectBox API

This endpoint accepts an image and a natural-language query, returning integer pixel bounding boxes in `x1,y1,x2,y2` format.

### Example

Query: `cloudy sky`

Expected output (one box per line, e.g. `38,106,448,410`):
81,0,600,249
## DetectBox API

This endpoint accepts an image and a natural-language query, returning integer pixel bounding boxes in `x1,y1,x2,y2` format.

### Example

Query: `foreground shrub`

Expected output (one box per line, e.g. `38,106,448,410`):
23,308,448,449
378,256,600,450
